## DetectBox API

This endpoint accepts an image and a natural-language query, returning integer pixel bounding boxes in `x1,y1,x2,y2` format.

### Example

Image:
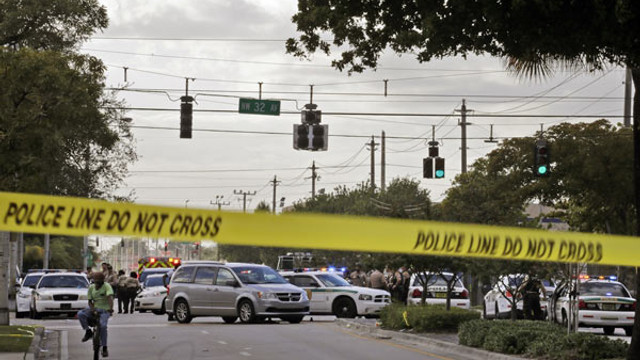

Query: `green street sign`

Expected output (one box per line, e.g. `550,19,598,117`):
239,98,281,116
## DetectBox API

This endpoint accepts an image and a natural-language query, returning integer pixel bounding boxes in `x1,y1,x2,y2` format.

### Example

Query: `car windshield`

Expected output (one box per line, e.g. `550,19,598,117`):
145,276,165,287
581,282,630,297
23,275,42,288
140,269,170,283
317,274,350,287
232,266,287,284
38,275,88,289
413,274,463,288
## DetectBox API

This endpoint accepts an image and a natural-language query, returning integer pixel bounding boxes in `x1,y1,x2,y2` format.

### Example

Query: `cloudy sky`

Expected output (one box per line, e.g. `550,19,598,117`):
83,0,628,213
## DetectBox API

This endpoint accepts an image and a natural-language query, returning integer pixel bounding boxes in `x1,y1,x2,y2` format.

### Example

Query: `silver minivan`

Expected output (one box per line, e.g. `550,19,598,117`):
165,261,310,324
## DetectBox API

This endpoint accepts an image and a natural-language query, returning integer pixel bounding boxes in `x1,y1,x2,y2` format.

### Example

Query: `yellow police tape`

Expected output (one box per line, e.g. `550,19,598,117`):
0,191,639,267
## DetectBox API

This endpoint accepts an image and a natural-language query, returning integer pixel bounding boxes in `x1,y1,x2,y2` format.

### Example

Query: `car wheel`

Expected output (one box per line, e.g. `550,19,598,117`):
238,300,256,323
603,326,615,336
281,315,304,324
222,316,237,324
152,302,166,315
624,327,633,337
561,310,568,327
333,297,357,318
174,299,192,324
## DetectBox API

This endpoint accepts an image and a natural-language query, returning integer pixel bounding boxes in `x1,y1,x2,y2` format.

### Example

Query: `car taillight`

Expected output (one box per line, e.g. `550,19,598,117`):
412,289,422,298
460,290,468,299
578,300,586,309
506,291,512,298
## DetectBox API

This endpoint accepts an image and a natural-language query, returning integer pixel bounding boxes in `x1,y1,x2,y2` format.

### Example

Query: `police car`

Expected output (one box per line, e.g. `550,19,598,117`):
135,274,168,315
15,272,44,318
483,274,554,319
550,276,635,336
281,270,391,318
30,272,89,319
407,272,470,308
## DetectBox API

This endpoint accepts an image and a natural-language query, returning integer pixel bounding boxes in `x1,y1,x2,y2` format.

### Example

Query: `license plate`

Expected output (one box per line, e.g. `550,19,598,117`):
435,293,447,298
60,303,71,310
601,303,616,311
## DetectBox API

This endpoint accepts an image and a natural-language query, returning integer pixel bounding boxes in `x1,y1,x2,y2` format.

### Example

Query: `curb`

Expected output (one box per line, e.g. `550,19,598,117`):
24,326,44,360
335,319,528,360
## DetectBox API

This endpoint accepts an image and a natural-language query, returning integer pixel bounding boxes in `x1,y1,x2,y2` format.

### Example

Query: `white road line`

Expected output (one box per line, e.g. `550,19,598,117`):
217,340,227,345
201,330,209,334
239,351,252,357
60,330,68,360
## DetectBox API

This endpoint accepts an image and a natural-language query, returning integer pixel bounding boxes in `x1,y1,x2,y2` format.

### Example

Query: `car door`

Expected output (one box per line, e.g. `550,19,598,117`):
190,266,217,315
289,275,325,313
211,267,240,316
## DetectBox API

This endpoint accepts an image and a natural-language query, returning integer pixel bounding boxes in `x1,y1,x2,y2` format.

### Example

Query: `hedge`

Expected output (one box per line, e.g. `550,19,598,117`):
459,320,628,360
379,303,480,333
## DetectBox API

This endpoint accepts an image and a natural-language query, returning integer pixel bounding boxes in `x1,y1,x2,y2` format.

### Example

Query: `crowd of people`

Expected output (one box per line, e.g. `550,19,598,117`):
345,264,412,303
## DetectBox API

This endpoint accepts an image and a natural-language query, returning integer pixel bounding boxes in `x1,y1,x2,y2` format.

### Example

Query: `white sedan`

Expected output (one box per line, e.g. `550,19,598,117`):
282,270,391,318
15,272,44,318
135,274,168,315
551,278,635,336
31,272,89,319
407,272,470,308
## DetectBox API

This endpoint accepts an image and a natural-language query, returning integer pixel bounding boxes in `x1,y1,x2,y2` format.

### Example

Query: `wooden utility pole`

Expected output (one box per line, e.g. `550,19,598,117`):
234,189,256,213
270,175,281,213
381,131,386,191
366,136,379,189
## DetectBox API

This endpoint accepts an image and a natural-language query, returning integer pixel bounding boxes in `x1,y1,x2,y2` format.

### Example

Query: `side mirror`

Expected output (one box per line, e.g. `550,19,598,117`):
225,280,240,287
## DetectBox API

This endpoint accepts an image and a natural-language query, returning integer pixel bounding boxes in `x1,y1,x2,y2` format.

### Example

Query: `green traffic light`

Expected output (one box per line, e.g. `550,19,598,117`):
537,165,548,175
435,170,445,178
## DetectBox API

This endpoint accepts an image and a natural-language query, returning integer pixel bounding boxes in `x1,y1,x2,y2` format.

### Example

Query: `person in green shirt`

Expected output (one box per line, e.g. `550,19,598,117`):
78,272,114,357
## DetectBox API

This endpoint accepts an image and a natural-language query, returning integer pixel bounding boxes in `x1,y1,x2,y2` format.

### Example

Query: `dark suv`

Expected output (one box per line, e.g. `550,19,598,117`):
165,261,309,324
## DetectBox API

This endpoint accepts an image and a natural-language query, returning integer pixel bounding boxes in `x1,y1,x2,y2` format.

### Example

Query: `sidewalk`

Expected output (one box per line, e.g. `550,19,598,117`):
335,318,528,360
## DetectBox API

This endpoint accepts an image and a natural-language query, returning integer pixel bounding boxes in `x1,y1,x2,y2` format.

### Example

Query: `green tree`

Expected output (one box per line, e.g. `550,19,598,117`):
255,201,271,213
0,0,108,51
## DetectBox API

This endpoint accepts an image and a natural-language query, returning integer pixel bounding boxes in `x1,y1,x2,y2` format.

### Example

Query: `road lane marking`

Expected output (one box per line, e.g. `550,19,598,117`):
239,351,252,356
201,330,209,334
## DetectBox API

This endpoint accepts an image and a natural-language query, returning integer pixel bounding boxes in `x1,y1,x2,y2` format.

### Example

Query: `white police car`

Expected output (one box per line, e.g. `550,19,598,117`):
30,272,89,318
281,270,391,318
407,272,470,308
135,274,168,315
15,272,44,318
483,274,554,319
550,276,635,336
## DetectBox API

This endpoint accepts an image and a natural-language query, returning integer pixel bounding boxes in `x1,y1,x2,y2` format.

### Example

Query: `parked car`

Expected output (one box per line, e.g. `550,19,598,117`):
165,261,310,324
15,272,44,318
407,272,470,308
135,274,168,315
550,277,635,336
483,274,554,319
281,270,390,318
30,272,89,319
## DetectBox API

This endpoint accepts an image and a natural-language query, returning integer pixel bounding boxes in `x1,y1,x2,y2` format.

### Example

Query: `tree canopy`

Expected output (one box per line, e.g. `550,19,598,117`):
287,0,640,74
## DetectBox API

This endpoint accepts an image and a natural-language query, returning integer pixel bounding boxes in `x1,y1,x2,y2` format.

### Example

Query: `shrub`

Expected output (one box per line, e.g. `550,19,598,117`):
459,320,629,359
380,303,480,333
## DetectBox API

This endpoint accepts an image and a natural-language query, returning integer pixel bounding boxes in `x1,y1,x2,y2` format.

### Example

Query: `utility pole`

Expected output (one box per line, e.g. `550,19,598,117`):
44,233,50,269
366,136,379,189
211,195,230,211
624,67,633,128
456,99,472,174
381,131,386,191
310,161,318,199
234,189,256,213
270,175,281,213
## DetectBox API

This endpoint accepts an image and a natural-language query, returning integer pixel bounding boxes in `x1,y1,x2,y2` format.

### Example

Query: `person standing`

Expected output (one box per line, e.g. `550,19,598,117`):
518,275,547,320
368,268,387,290
349,264,367,287
124,271,140,314
116,270,127,314
77,272,113,358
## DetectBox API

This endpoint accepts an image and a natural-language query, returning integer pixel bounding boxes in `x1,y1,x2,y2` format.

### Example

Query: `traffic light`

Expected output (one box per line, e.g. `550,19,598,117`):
311,124,328,151
302,108,321,124
534,139,550,176
180,95,193,139
294,124,310,149
435,157,445,178
423,157,433,179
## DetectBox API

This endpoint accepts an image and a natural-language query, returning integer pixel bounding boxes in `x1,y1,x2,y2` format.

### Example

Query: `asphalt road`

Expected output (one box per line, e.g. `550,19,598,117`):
13,313,475,360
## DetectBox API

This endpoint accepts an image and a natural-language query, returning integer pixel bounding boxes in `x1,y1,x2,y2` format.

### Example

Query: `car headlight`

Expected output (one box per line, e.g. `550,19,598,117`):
359,294,373,301
79,294,89,300
301,292,308,301
37,294,52,300
257,292,279,300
